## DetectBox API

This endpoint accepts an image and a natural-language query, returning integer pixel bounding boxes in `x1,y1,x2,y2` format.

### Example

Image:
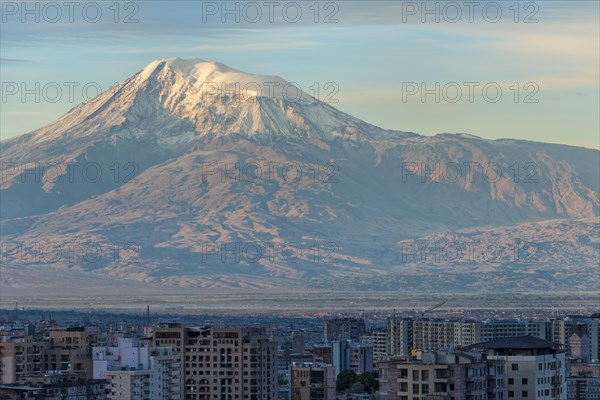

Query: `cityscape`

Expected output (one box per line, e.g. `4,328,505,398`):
0,307,600,399
1,1,599,399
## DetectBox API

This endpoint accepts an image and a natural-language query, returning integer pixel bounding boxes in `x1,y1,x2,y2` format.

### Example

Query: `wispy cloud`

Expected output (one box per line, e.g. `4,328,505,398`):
0,58,31,64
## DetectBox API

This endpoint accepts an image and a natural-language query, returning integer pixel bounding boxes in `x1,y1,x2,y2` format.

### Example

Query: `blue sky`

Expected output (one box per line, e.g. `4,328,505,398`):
1,1,598,149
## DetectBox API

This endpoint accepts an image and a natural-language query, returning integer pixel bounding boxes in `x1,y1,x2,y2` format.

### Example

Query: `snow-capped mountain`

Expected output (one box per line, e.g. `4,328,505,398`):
1,58,598,294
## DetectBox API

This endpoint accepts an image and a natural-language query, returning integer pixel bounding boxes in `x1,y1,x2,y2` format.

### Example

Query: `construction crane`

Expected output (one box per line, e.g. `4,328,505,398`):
419,300,447,318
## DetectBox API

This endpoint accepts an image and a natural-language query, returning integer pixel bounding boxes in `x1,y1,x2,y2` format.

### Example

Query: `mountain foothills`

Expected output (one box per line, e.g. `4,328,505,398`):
1,58,598,293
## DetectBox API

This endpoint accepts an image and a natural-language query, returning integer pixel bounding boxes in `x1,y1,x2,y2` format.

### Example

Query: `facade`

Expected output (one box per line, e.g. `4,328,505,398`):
567,371,600,400
0,372,107,400
46,328,97,379
360,329,387,360
387,318,412,356
472,336,566,400
151,323,189,399
376,351,507,400
570,332,592,362
553,317,599,361
412,320,461,352
332,340,373,376
324,319,366,342
93,338,180,400
567,363,600,400
311,345,332,364
290,362,336,400
0,335,49,384
152,326,277,400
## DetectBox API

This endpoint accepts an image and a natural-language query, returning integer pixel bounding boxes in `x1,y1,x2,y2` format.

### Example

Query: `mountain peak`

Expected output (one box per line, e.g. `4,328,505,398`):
141,57,238,79
138,57,289,97
21,58,397,147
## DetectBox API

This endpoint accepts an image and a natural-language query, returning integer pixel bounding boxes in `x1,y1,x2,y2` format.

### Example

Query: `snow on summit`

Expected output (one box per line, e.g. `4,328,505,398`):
23,57,393,147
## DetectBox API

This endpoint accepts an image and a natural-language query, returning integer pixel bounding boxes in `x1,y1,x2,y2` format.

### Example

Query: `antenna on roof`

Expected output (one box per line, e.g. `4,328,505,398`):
146,305,151,334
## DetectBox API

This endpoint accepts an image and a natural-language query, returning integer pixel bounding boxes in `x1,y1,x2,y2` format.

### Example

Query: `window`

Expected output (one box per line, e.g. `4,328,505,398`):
511,364,518,371
522,391,528,397
508,391,514,398
413,370,419,381
508,378,514,385
522,378,528,385
421,370,429,380
412,384,419,394
422,384,429,394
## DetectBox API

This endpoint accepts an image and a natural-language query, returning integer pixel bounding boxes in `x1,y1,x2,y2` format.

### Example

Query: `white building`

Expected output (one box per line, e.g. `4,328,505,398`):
359,329,387,360
93,338,179,400
474,336,566,400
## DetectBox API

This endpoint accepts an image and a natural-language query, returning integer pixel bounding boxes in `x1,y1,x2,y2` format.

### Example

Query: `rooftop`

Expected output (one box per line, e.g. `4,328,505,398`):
469,336,559,350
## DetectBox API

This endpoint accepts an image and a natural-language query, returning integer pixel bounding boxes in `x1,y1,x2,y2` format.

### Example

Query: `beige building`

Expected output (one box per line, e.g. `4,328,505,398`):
152,325,277,400
377,351,506,400
290,362,336,400
0,334,49,384
45,328,97,379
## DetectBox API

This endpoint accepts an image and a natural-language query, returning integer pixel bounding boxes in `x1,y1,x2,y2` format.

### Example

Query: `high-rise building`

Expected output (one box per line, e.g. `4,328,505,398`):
332,340,373,377
324,318,366,342
151,326,277,400
46,327,97,379
290,362,336,400
0,334,49,384
412,319,461,352
376,351,507,400
387,318,412,356
151,322,189,399
360,329,387,360
472,336,566,400
93,338,180,400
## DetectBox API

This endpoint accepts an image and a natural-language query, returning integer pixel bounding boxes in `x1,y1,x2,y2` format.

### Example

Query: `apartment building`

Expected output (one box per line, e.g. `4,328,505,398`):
332,340,373,376
152,326,277,400
290,362,336,400
412,319,462,352
324,318,366,342
93,337,180,400
46,327,97,379
359,329,387,360
387,318,412,356
472,336,566,399
0,372,107,400
0,334,49,384
376,351,507,400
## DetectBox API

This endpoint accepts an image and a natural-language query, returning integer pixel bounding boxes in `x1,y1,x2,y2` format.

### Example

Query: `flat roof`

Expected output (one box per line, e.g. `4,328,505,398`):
469,336,559,350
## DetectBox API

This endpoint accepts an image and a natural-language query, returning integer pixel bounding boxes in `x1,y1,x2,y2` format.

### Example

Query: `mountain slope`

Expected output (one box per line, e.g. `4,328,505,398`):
1,58,598,293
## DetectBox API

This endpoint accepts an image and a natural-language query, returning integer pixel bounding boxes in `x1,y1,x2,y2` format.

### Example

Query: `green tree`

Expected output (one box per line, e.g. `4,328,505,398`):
336,369,357,392
358,370,379,394
349,382,366,393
